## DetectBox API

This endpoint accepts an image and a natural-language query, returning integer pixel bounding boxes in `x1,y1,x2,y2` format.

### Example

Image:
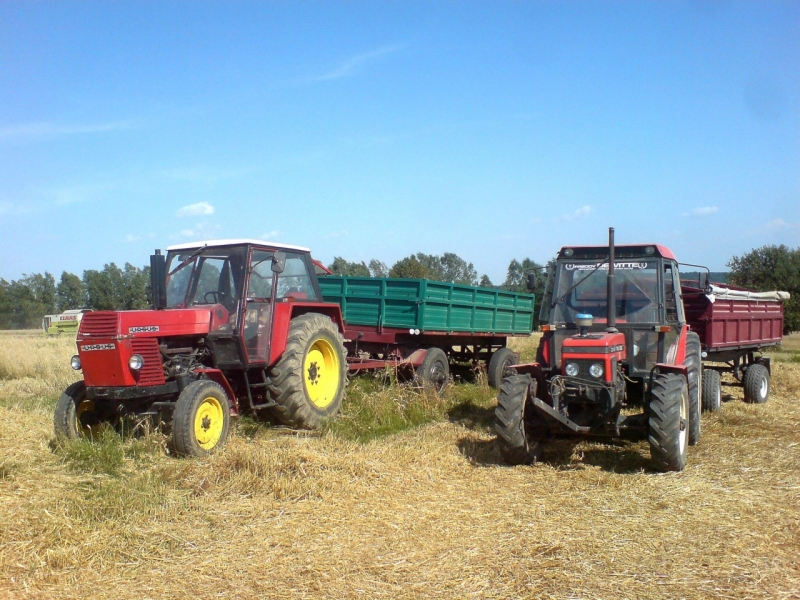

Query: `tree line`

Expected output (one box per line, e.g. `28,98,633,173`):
1,245,797,333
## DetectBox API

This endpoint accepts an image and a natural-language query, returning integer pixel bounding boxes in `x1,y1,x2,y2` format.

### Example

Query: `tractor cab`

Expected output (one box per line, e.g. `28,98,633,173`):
160,240,326,365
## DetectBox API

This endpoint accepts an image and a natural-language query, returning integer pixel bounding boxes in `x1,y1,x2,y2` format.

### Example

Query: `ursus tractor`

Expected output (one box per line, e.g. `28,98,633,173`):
495,228,702,472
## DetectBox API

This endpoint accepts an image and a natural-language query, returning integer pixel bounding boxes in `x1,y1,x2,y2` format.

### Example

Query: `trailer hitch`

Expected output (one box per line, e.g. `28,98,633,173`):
531,397,591,434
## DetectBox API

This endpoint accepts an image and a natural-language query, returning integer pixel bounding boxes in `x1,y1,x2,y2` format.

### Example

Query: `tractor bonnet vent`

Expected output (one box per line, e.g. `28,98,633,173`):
79,312,119,337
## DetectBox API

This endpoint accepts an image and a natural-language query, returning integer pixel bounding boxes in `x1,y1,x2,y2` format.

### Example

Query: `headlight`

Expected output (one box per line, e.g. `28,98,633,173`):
565,363,579,377
70,355,81,370
589,363,604,378
129,354,145,370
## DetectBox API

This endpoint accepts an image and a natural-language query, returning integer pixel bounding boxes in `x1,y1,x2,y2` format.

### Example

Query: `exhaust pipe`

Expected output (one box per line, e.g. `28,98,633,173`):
150,249,167,310
606,227,617,333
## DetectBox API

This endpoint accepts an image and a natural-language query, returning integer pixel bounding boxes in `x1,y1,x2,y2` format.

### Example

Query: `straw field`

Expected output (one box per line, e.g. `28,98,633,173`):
1,330,799,599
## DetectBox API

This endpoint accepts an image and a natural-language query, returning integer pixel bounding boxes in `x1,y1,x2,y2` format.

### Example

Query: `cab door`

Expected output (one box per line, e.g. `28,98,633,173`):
243,250,277,363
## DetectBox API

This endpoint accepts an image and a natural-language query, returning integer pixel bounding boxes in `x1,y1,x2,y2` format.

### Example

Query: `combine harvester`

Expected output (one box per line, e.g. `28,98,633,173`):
494,228,788,472
42,310,92,336
55,239,534,456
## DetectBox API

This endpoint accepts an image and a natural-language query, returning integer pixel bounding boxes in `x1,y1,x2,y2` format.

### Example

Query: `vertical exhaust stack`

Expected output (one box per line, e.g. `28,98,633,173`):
606,227,617,333
150,249,167,310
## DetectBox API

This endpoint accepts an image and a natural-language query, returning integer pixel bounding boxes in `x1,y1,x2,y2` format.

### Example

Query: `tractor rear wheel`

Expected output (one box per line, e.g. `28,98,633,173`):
415,347,450,392
648,373,689,472
172,380,231,457
54,381,99,439
487,347,516,389
701,369,721,412
684,332,702,446
743,364,769,404
494,374,543,465
268,313,348,428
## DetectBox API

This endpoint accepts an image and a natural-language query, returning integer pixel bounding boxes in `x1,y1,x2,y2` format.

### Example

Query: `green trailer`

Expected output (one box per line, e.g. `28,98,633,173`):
319,276,535,388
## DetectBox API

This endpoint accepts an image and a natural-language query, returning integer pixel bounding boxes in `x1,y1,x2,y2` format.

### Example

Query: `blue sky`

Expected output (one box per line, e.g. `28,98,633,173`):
1,0,798,284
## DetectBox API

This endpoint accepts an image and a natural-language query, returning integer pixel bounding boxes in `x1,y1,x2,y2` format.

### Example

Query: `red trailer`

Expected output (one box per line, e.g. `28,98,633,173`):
682,282,789,411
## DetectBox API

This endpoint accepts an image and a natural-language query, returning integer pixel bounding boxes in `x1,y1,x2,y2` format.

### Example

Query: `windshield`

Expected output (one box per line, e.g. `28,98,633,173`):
551,260,660,324
165,247,247,311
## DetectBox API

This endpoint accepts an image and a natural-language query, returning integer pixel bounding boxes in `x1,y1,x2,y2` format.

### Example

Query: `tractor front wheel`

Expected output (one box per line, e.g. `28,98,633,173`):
54,381,100,439
743,364,769,404
487,347,516,389
648,373,689,472
172,380,231,457
701,369,721,412
494,374,543,465
268,313,348,428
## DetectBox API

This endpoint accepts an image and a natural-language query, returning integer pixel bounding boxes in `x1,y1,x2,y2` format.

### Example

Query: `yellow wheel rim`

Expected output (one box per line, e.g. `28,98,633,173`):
194,396,225,450
303,337,340,409
75,399,95,436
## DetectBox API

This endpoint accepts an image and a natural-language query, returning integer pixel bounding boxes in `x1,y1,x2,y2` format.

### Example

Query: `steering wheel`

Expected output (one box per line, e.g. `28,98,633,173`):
204,291,219,304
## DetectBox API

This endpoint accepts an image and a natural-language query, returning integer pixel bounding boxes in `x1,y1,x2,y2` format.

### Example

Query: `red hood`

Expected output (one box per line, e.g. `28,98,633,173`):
78,306,228,340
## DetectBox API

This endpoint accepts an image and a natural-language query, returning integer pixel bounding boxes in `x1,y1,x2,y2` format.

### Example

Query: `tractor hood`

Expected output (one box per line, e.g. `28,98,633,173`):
562,331,626,358
77,306,230,341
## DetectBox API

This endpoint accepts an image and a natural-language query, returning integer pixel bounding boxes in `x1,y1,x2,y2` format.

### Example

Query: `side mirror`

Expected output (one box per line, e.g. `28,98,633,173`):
272,251,286,274
526,272,537,292
699,272,710,293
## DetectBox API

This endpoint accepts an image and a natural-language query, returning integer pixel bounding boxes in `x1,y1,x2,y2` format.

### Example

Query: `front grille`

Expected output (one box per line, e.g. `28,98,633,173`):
80,312,119,337
131,338,165,386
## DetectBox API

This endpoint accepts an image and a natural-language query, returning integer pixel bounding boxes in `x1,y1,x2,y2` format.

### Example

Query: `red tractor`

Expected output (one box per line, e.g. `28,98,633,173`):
495,229,702,472
55,240,349,456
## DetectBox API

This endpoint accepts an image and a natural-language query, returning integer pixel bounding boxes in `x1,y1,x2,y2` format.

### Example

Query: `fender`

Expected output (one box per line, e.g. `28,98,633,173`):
268,301,346,366
194,368,239,415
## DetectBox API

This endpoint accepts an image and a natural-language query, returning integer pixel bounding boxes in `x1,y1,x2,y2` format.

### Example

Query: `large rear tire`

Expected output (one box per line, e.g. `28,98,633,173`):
648,373,689,472
268,313,348,428
173,380,231,457
487,347,516,389
742,364,769,404
683,332,702,446
494,374,543,465
54,381,98,439
701,369,721,412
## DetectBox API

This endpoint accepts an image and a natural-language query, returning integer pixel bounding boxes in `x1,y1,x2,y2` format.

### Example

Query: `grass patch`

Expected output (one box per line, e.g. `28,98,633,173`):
51,426,166,477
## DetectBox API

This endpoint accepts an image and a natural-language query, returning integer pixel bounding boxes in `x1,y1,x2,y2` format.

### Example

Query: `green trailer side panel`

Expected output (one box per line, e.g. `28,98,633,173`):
319,276,535,334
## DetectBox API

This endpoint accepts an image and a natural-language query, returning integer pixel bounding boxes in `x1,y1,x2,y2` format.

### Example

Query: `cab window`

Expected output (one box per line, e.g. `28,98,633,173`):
276,254,318,300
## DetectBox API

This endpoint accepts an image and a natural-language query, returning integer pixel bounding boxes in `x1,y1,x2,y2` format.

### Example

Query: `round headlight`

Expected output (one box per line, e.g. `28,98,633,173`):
589,363,604,378
565,362,579,377
70,355,81,370
129,354,145,370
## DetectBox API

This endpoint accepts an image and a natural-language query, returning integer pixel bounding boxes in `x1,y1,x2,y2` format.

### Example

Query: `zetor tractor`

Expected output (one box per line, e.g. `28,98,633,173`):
495,228,702,472
55,240,349,457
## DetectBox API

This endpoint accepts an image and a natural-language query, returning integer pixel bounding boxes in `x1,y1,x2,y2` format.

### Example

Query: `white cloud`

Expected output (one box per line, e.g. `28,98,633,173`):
174,222,221,240
176,202,215,217
326,230,350,238
260,230,280,240
125,234,141,243
310,44,402,82
751,218,800,233
553,205,592,223
681,206,719,217
0,120,135,141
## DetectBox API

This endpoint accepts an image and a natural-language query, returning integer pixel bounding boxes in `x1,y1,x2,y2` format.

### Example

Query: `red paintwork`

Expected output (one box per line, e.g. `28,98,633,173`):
267,301,345,366
561,332,626,383
682,285,784,351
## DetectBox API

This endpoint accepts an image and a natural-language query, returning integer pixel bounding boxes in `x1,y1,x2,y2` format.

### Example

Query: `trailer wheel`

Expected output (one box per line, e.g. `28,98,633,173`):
173,380,231,457
743,364,769,404
494,374,543,465
648,373,689,472
54,381,100,439
268,313,348,428
701,369,721,412
683,332,702,446
487,347,516,389
415,347,450,392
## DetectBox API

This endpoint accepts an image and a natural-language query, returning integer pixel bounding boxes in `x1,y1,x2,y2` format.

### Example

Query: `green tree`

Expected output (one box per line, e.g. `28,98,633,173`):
56,271,86,311
329,257,370,277
389,255,433,279
121,263,150,309
0,273,56,328
368,259,388,278
727,245,800,333
389,252,478,285
479,274,493,288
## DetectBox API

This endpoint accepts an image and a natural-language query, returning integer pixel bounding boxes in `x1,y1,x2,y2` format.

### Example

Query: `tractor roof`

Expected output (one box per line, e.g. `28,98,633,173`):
558,244,676,261
166,239,311,253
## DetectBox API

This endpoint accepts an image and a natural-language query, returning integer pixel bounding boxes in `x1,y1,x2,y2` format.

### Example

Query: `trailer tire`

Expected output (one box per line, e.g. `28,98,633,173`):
54,381,99,439
684,332,702,446
743,364,769,404
173,380,231,457
494,374,543,465
648,373,689,472
487,347,516,389
701,369,721,412
415,347,450,392
268,313,348,428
